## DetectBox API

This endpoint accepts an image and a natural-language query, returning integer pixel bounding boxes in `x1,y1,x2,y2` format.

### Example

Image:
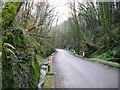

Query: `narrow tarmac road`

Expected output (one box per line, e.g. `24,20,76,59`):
52,49,118,88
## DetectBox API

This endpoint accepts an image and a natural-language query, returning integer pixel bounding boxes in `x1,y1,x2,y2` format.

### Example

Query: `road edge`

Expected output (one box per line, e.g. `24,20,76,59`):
67,50,120,69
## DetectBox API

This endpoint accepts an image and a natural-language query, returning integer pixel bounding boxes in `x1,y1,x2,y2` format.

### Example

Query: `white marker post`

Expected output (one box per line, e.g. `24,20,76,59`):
83,52,85,58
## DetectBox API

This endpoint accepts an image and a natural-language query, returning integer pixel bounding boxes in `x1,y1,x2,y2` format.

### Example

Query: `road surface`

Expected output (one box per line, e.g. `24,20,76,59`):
52,49,118,88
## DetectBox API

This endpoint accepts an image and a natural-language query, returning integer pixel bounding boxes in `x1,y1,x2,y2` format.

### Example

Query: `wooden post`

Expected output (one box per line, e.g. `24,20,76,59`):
48,56,51,72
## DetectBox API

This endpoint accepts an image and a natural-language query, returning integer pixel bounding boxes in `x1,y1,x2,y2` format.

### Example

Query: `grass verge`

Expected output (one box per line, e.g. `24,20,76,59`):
89,58,120,68
71,51,120,68
43,71,53,88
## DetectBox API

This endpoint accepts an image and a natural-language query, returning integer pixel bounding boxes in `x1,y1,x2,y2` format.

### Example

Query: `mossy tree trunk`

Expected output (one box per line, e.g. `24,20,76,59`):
2,1,23,88
2,2,23,30
100,2,110,49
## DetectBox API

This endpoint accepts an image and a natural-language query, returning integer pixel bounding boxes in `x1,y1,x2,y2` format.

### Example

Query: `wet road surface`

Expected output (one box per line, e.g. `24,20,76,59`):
52,49,118,88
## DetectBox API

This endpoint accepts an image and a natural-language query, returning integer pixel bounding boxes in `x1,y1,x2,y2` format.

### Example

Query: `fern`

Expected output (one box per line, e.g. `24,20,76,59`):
4,43,15,50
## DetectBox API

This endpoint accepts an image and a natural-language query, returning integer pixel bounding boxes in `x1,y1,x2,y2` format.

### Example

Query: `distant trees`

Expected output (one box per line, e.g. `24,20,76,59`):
50,1,120,60
15,1,56,53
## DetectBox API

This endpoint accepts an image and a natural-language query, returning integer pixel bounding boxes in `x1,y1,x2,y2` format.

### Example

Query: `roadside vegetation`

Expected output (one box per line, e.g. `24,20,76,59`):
43,71,53,88
1,0,55,88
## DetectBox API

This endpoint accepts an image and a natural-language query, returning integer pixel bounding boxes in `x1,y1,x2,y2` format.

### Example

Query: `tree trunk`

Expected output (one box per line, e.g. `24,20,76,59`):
2,2,23,30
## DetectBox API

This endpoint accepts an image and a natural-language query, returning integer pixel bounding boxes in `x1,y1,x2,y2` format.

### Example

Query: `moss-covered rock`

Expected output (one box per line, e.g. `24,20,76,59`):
2,28,55,88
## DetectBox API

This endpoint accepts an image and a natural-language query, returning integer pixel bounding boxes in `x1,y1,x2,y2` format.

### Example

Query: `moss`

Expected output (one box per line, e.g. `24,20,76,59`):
31,60,40,87
30,55,43,88
3,32,14,44
2,47,17,88
2,2,23,29
14,34,25,47
2,29,55,88
2,29,30,88
0,34,2,52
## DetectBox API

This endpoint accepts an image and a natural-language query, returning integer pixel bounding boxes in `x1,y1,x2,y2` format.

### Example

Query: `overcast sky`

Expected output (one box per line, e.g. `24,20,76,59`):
48,0,71,25
33,0,71,25
47,0,85,25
